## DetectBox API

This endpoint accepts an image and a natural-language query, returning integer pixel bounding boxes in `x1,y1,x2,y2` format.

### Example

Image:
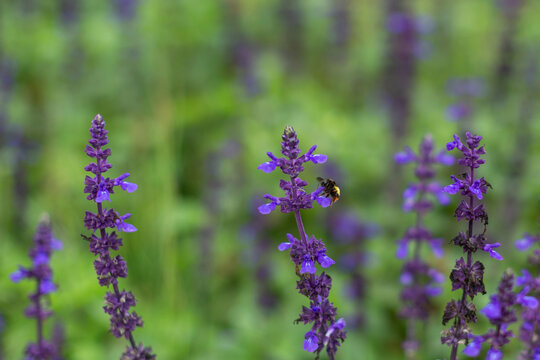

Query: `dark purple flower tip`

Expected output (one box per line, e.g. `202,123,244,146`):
115,213,137,232
258,202,276,214
462,337,483,357
486,348,502,360
394,147,416,164
443,175,461,194
10,267,28,282
515,235,534,251
301,255,316,274
258,161,277,173
483,243,503,260
317,251,335,268
303,330,319,352
40,279,57,294
435,150,455,166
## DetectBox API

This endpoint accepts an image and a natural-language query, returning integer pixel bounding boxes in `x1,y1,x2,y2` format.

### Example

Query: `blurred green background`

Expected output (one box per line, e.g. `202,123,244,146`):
1,0,540,359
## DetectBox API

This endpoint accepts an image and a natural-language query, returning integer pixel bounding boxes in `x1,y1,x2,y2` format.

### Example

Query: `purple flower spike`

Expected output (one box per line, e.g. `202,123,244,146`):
11,219,61,359
442,133,494,360
259,126,345,358
83,114,155,358
395,135,451,357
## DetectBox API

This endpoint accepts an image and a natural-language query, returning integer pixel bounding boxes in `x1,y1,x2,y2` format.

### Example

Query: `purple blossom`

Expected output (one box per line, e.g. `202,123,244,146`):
259,126,345,358
83,114,155,358
441,132,498,360
10,219,61,359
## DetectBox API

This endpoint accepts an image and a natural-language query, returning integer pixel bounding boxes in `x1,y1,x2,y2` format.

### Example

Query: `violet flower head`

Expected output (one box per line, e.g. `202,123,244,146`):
259,126,346,359
83,114,155,358
395,135,451,357
441,132,500,360
10,219,62,359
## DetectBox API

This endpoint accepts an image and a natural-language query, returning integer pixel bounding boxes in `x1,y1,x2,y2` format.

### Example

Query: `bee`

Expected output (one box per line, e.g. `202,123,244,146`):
316,177,340,205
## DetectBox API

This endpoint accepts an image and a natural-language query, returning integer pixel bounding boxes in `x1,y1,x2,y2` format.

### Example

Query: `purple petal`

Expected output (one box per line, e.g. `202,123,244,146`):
434,190,451,206
483,243,503,260
515,236,534,251
258,202,276,215
429,239,444,258
521,296,538,309
120,181,138,193
400,272,413,285
51,238,63,251
403,185,417,200
486,348,502,360
462,338,483,357
257,161,276,173
119,222,137,232
10,268,27,283
278,242,291,251
394,149,416,164
95,190,111,203
425,286,442,297
516,270,532,286
428,268,445,283
481,302,501,320
33,252,49,266
333,318,346,330
301,258,316,274
40,279,56,294
310,154,327,164
303,331,318,352
318,253,335,268
435,151,454,166
396,240,408,259
443,182,460,195
316,196,331,208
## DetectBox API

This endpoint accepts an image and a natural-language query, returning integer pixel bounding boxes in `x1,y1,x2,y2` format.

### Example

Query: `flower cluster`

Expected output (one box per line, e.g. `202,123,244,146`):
10,219,62,359
83,114,155,359
440,132,502,360
463,271,537,359
259,126,346,359
395,135,452,356
515,230,540,359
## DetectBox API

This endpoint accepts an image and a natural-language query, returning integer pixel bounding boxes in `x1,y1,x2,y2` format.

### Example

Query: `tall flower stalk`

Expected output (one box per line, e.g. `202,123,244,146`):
258,126,346,359
83,114,155,359
10,218,62,359
395,135,453,358
440,132,503,360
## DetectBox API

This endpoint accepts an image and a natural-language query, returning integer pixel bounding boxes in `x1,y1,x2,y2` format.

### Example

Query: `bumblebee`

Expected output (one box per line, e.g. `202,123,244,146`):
317,177,340,205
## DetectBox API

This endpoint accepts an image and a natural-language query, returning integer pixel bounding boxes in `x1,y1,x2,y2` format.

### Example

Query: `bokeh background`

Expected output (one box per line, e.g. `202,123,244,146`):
1,0,540,359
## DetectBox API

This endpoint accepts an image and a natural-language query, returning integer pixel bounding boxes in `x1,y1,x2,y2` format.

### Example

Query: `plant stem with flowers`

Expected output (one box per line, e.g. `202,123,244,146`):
10,217,62,359
395,135,453,358
83,114,155,359
258,126,346,359
440,132,503,360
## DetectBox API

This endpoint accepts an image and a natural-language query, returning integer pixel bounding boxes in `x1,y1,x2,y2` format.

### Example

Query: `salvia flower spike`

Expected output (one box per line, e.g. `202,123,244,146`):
83,114,155,359
10,217,62,359
440,132,503,360
462,271,537,359
395,135,452,357
258,126,346,359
